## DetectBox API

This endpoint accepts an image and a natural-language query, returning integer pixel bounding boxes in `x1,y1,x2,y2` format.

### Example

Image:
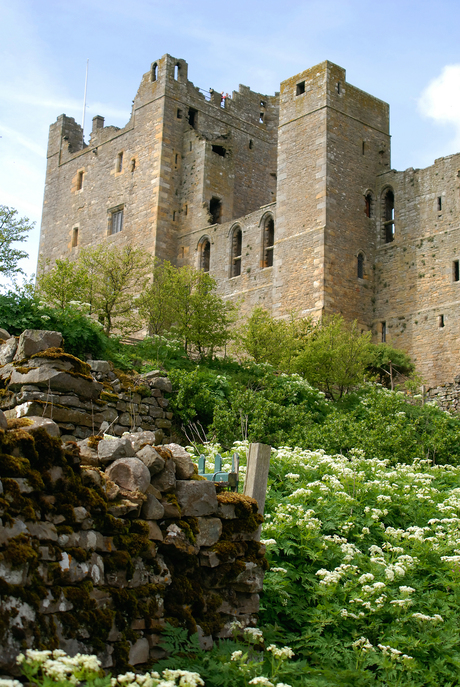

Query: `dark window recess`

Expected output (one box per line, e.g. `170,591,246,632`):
437,196,442,212
211,145,226,157
262,216,274,268
111,209,123,235
453,259,460,282
175,153,179,165
72,227,78,248
260,100,266,107
438,314,445,328
362,141,365,155
173,211,176,221
259,112,264,123
116,152,123,173
249,139,253,150
185,205,188,216
337,82,341,94
296,81,305,96
200,239,210,272
151,63,158,82
357,253,364,279
231,228,242,277
188,108,197,128
381,321,386,343
383,189,395,243
209,197,222,224
130,158,136,172
365,193,373,218
177,109,183,119
76,171,83,190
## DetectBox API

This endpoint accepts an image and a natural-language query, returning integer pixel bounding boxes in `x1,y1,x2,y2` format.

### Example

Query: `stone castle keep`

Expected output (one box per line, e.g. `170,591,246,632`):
39,55,460,387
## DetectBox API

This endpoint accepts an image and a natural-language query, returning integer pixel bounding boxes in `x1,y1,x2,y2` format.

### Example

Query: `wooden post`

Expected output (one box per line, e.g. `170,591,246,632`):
243,443,271,515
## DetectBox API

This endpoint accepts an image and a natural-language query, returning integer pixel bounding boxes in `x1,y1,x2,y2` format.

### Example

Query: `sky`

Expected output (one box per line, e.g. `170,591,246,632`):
2,0,460,283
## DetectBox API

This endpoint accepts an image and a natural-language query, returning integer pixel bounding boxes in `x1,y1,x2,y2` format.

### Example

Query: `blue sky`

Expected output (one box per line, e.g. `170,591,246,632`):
2,0,460,282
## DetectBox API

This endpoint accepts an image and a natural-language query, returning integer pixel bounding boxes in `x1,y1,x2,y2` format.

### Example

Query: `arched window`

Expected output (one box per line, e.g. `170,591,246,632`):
230,226,242,277
151,63,158,82
365,192,373,218
357,252,364,279
382,188,395,243
261,215,274,268
174,63,180,81
199,238,210,272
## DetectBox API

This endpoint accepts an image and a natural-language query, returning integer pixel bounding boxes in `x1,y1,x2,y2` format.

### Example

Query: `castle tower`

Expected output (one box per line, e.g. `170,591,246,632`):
273,61,390,328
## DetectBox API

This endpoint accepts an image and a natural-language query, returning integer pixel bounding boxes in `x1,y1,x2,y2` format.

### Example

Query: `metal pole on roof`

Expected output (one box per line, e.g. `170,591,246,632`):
82,59,89,143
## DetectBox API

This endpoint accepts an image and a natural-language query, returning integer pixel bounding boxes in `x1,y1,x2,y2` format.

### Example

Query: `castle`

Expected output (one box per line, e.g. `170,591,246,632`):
38,55,460,387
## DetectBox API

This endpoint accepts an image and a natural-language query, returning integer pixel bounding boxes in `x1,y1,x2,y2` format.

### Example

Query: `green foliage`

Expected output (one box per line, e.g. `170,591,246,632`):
366,342,415,387
0,205,34,278
37,257,89,309
293,316,372,400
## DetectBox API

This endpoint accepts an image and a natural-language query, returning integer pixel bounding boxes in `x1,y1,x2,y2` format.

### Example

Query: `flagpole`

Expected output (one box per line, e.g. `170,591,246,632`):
82,58,89,144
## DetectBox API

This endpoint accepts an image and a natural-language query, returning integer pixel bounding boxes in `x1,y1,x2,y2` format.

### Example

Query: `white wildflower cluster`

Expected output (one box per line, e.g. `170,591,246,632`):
316,563,358,586
0,681,22,687
412,612,444,622
112,672,160,687
113,670,203,687
377,645,413,662
244,627,264,643
270,567,288,573
267,644,295,659
352,637,374,653
17,650,101,685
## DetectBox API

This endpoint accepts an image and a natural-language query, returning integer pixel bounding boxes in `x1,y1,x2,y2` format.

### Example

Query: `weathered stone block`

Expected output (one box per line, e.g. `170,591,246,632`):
106,458,151,493
175,480,218,516
98,436,136,463
195,517,222,547
14,329,62,359
142,493,165,520
152,377,172,393
0,337,17,365
150,458,176,492
164,443,195,479
136,445,165,475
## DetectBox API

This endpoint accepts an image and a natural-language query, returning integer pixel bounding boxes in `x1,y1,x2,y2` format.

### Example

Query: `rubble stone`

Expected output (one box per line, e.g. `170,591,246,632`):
14,329,62,359
175,480,218,516
106,457,151,493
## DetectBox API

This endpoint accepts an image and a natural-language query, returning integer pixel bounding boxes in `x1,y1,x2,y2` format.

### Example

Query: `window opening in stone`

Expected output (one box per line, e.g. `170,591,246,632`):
130,158,136,172
296,81,305,96
174,63,180,81
260,100,266,107
173,211,176,221
381,321,386,343
249,139,253,150
365,192,373,218
116,152,123,173
357,253,364,279
72,227,78,248
175,153,179,165
231,227,242,278
362,141,365,155
111,209,123,235
211,145,226,157
188,108,197,128
437,196,442,212
337,82,341,94
76,171,84,191
438,314,445,328
209,197,222,224
259,112,264,123
262,216,274,268
151,63,158,82
177,109,183,119
453,259,460,282
200,239,210,272
383,189,395,243
185,205,188,216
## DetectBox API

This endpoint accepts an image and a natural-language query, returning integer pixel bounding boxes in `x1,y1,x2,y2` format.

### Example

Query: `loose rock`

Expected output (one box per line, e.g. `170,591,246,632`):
106,457,151,493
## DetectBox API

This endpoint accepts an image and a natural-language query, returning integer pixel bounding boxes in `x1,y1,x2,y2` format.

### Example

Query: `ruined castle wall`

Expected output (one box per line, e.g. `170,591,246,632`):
323,64,390,328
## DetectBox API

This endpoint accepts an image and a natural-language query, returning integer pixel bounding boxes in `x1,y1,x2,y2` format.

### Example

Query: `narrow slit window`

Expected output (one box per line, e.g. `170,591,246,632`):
357,253,364,279
381,321,386,343
209,197,222,224
262,216,275,268
200,239,210,272
383,189,395,243
188,108,197,128
453,259,460,282
174,63,180,81
175,153,179,165
362,141,365,155
185,205,188,216
177,109,183,119
76,171,83,191
173,211,176,221
71,227,78,248
337,82,341,94
259,112,264,124
130,158,136,172
249,139,253,150
438,314,445,328
116,152,123,173
230,227,242,278
110,209,123,235
437,196,442,212
365,193,373,218
296,81,305,96
151,63,158,82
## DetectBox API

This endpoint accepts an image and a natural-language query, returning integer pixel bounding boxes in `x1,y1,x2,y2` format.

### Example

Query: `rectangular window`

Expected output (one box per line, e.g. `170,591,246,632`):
437,196,442,212
453,259,460,282
177,109,183,119
438,314,445,328
211,145,226,157
296,81,305,96
72,227,78,248
381,321,386,343
76,171,83,190
116,152,123,173
111,209,123,234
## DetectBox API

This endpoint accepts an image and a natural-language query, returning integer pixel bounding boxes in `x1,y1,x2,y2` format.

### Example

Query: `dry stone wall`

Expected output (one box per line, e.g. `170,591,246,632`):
0,339,267,675
0,330,173,442
426,375,460,413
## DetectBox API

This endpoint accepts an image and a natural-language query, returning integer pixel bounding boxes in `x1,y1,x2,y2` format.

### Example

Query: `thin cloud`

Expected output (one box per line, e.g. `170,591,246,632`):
419,65,460,148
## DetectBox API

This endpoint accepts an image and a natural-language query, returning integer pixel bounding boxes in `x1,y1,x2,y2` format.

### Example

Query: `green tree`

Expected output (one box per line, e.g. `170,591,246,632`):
137,260,179,336
293,314,372,399
37,257,88,308
79,244,152,335
366,341,415,389
0,205,34,278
